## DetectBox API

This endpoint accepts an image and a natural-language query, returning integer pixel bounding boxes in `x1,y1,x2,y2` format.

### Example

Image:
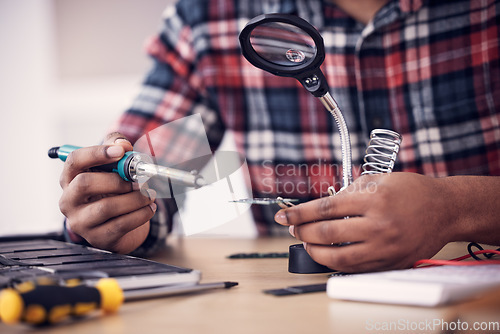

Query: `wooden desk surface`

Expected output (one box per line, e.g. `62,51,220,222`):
1,237,498,333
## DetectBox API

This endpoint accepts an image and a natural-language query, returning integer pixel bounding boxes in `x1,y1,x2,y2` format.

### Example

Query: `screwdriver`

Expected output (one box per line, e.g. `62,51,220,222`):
0,278,123,326
0,279,238,326
48,145,206,188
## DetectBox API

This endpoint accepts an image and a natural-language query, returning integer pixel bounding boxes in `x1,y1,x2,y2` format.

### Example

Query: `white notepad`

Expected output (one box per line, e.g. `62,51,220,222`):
327,265,500,306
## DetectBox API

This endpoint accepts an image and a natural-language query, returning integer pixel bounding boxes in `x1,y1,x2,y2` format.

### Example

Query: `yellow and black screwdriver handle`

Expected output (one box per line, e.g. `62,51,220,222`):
0,278,123,326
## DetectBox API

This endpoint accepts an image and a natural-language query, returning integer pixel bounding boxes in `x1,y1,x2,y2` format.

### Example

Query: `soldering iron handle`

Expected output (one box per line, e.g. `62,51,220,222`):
48,145,136,182
48,145,81,161
0,278,123,326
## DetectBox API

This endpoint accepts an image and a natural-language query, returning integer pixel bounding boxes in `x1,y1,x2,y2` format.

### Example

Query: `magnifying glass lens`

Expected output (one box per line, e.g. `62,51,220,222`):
249,22,317,67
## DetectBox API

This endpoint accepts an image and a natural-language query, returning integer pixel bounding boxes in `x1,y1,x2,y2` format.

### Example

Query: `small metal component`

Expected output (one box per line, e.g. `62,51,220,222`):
276,196,296,208
230,197,298,206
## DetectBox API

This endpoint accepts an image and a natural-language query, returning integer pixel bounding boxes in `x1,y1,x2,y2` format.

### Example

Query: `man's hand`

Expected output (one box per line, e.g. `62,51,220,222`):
58,133,157,254
274,173,459,273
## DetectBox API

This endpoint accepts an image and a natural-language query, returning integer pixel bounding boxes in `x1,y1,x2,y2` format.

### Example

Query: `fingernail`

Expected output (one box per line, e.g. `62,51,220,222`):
289,225,295,237
115,138,130,144
274,210,288,225
107,145,124,158
147,189,157,200
149,202,157,213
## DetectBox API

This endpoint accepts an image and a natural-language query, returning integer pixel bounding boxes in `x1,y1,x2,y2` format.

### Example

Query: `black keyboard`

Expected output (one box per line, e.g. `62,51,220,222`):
0,239,193,289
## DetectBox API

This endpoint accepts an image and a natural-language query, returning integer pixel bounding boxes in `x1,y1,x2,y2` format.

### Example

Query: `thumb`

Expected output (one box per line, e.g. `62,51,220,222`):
104,132,133,151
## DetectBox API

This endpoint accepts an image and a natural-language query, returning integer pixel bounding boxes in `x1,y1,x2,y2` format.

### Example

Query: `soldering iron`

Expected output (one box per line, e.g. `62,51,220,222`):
48,145,206,188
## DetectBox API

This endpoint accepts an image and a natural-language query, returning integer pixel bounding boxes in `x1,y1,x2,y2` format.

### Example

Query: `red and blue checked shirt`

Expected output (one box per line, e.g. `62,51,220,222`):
109,0,500,254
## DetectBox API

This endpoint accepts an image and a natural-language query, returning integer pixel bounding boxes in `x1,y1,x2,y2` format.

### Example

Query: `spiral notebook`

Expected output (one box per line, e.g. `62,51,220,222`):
0,239,200,291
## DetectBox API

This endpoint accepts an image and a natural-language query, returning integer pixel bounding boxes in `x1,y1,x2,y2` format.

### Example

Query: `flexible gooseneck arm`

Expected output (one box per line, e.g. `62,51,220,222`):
319,92,353,193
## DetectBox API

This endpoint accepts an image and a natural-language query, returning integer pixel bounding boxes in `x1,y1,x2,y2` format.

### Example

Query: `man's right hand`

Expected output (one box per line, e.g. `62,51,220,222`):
58,133,157,254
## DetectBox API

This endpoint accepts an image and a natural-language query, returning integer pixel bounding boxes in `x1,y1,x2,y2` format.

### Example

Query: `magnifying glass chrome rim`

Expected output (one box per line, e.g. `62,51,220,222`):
239,13,325,78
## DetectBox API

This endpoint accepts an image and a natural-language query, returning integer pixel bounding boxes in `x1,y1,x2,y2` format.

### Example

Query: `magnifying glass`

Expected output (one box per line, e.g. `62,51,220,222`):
239,14,353,191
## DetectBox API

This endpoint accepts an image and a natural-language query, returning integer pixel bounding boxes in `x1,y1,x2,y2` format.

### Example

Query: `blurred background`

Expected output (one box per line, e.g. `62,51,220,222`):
0,0,255,237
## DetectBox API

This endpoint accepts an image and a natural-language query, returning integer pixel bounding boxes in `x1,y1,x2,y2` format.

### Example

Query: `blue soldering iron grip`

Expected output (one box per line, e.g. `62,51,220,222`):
54,145,82,162
115,151,135,181
48,145,136,182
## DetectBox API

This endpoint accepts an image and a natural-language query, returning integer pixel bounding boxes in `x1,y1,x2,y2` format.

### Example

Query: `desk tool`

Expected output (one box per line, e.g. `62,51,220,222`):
0,278,123,325
48,145,205,188
264,283,327,296
239,14,402,274
227,252,288,259
0,278,238,325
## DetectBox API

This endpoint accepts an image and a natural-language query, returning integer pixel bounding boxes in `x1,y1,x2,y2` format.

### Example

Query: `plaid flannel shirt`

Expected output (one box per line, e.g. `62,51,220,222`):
109,0,500,255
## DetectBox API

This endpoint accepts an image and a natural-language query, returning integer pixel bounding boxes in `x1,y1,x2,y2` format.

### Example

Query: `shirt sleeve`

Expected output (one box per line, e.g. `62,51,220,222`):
110,4,225,148
108,3,226,255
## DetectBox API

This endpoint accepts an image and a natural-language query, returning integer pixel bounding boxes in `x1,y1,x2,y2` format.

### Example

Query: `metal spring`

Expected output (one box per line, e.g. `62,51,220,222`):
362,129,402,175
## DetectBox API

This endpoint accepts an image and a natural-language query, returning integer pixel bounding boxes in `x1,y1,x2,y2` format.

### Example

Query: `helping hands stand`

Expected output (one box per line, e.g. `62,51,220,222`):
239,14,402,274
